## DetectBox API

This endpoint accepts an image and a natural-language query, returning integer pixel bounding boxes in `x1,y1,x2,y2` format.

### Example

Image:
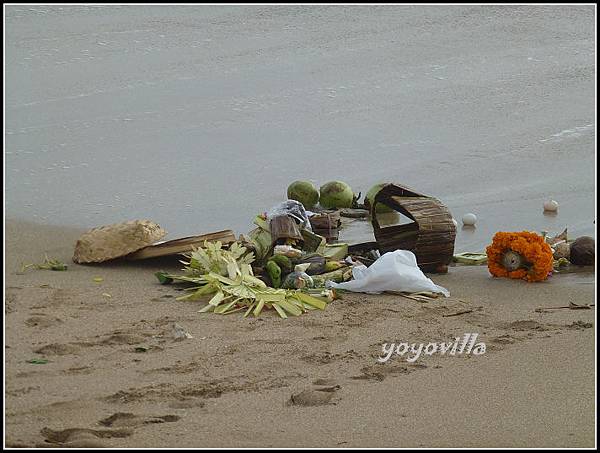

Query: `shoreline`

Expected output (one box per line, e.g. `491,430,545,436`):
6,6,596,255
4,219,596,448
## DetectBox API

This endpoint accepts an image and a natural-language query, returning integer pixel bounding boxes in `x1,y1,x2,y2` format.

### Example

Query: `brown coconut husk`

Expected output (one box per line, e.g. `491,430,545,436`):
569,236,595,266
73,220,167,264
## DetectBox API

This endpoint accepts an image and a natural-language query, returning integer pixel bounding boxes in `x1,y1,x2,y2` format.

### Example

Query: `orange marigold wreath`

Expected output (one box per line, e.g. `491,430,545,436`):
486,231,554,282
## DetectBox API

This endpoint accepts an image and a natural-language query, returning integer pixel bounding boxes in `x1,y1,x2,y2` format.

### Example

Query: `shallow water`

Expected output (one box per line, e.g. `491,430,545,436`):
5,5,596,252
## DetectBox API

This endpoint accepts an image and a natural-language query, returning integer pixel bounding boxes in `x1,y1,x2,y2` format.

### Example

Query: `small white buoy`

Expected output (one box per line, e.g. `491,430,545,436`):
543,200,559,212
462,213,477,226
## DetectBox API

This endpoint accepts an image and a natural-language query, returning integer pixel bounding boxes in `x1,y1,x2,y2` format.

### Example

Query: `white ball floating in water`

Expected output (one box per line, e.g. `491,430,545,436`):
543,200,559,212
462,213,477,226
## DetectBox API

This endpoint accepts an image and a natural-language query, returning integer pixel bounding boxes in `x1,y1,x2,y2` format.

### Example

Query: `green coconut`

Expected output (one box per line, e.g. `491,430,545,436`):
319,181,354,209
365,183,393,213
287,180,319,209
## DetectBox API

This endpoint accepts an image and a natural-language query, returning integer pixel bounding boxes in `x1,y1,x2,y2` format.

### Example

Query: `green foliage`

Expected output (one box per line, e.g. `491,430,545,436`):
21,255,68,272
181,241,255,279
157,241,334,318
27,358,49,364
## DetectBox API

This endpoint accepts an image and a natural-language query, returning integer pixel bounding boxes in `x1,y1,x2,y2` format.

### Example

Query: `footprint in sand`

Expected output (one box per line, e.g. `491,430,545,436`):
300,350,360,365
32,288,72,310
25,314,63,328
312,378,340,386
508,320,549,331
6,385,40,396
71,332,149,350
99,412,180,428
168,399,206,409
566,320,593,330
491,334,519,344
289,384,341,407
61,366,93,376
41,427,132,448
99,333,148,346
350,363,427,382
300,352,337,365
34,343,79,356
5,291,18,314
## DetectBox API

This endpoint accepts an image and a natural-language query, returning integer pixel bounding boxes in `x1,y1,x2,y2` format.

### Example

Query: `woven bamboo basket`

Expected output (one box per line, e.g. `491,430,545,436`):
73,220,167,264
370,183,456,272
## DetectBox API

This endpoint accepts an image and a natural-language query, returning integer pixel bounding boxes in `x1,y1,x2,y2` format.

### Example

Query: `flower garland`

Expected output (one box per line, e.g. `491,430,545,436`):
486,231,554,282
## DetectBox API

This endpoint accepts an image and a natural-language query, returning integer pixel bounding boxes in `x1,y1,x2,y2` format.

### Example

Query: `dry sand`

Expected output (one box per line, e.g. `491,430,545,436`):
4,219,596,448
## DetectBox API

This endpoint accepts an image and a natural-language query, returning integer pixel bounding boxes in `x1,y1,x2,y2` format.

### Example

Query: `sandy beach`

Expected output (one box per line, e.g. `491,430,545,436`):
4,4,596,449
4,219,595,448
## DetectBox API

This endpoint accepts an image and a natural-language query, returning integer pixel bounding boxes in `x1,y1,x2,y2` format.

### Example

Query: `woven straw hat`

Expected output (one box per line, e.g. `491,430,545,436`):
73,220,167,264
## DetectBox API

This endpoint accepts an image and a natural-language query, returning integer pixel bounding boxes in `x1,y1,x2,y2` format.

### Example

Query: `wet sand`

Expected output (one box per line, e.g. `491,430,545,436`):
4,219,595,448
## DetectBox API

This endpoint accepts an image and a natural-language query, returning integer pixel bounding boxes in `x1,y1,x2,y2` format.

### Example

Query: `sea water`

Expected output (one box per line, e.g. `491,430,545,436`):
5,5,596,252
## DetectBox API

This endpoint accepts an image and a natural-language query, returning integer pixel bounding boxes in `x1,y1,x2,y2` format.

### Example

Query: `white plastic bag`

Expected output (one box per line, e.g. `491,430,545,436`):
327,250,449,297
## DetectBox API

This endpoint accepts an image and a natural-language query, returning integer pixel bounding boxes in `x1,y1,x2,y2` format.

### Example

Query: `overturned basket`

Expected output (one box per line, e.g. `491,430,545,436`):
73,220,167,264
370,183,456,272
